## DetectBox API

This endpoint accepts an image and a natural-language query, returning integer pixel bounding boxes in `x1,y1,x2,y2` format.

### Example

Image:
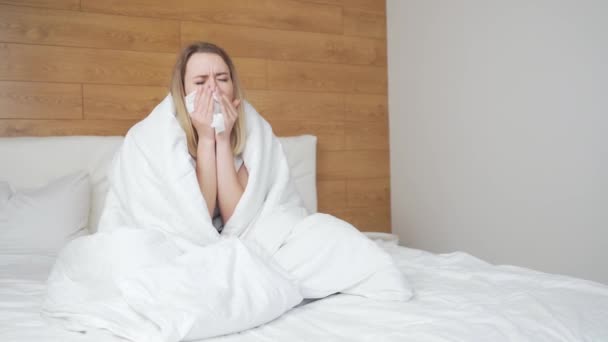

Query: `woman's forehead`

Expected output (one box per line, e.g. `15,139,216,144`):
186,53,229,76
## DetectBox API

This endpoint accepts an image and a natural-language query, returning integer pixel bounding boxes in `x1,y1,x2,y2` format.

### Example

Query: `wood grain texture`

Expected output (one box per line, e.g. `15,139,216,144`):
297,0,342,7
0,5,180,52
84,85,167,120
317,150,390,180
268,60,387,94
300,0,385,13
345,0,386,13
0,0,391,232
332,205,391,232
0,81,81,119
344,93,388,150
81,0,182,19
181,22,386,66
247,90,344,150
317,180,347,212
0,0,79,11
182,0,342,34
0,119,137,136
231,58,268,90
343,8,387,39
0,43,175,85
347,178,390,208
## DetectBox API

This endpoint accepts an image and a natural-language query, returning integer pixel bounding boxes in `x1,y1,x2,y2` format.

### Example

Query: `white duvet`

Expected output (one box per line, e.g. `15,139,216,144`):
41,95,411,341
2,237,608,342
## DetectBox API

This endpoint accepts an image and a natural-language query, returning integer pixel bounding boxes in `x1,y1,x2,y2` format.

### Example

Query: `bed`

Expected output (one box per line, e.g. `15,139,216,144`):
1,136,607,342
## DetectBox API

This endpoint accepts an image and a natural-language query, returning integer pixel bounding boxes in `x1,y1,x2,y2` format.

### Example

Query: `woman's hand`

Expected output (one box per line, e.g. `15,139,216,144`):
189,84,215,144
215,87,241,144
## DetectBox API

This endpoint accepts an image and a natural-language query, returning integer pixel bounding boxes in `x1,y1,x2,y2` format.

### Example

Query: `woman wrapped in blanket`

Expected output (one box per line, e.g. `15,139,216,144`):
171,42,248,233
171,40,412,304
43,42,412,342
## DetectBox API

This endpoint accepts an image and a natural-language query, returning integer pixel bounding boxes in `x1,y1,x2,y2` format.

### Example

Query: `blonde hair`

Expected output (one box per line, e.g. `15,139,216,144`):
170,42,246,157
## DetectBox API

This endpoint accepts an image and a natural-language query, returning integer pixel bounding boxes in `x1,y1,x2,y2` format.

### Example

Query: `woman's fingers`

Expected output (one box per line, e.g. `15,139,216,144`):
193,85,204,115
194,84,205,114
219,93,237,121
203,86,213,120
190,85,216,129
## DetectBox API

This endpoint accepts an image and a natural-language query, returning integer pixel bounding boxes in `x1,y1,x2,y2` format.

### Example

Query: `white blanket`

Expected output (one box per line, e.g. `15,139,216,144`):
42,95,412,342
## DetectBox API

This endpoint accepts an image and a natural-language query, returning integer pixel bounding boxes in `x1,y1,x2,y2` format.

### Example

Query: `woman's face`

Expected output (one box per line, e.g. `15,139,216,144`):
184,52,234,101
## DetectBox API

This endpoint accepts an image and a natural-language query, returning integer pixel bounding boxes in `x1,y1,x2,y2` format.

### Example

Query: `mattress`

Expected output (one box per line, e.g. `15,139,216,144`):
2,239,607,342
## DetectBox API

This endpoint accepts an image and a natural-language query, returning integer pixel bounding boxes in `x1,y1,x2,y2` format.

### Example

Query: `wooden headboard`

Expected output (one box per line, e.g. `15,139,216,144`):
0,0,390,232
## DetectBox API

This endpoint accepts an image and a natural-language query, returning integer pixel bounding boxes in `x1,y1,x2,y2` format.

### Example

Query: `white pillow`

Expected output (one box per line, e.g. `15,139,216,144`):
278,135,317,213
0,171,91,256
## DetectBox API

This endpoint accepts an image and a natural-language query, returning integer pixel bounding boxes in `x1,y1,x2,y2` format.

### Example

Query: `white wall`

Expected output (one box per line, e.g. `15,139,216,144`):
387,0,608,284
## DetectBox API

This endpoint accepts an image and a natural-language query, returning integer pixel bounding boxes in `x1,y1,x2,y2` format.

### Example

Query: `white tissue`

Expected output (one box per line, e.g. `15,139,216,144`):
212,113,225,133
184,91,225,133
184,91,197,114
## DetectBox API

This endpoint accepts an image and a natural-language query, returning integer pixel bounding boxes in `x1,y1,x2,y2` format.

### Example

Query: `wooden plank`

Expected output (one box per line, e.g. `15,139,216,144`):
182,0,342,34
0,5,179,53
0,0,79,10
84,85,167,120
344,120,388,150
321,207,350,226
81,0,181,19
343,8,386,39
269,120,343,151
334,205,391,232
0,43,174,86
0,119,137,137
268,60,387,94
299,0,385,13
345,0,386,13
344,93,388,150
297,0,341,6
0,43,265,90
246,90,344,150
317,180,347,213
317,149,389,180
232,58,267,90
0,81,81,119
346,178,390,208
181,22,386,66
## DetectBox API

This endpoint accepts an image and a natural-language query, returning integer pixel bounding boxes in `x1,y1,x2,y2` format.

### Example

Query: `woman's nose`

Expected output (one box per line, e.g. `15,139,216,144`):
208,76,217,89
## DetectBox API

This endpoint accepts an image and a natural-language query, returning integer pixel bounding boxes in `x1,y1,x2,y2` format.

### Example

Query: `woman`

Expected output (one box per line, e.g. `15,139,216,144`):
43,42,410,342
170,42,249,231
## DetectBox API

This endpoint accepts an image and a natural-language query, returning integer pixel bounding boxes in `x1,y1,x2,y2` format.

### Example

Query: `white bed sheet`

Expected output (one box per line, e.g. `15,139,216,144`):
2,240,607,342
